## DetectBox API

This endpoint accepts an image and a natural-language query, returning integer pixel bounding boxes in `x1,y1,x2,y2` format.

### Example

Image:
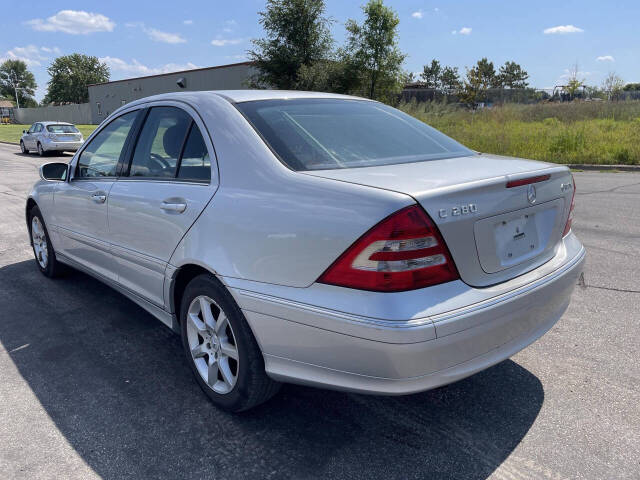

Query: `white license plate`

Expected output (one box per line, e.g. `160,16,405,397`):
493,212,541,266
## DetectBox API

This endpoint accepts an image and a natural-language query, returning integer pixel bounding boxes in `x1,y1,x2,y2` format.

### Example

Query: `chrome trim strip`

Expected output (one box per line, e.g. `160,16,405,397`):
111,244,167,274
57,226,112,254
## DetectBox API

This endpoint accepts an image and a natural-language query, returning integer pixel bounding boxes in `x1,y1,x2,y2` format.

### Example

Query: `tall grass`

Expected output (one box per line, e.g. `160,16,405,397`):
399,101,640,165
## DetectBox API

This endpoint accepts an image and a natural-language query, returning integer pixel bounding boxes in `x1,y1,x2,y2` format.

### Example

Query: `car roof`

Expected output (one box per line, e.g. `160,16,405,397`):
125,90,371,108
211,90,370,103
38,121,74,126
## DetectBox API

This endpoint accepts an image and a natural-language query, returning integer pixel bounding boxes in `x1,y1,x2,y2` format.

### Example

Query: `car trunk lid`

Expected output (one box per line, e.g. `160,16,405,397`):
304,153,574,287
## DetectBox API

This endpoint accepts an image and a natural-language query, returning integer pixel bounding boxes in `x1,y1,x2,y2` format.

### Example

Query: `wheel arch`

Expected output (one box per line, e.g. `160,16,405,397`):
26,197,38,244
170,263,232,324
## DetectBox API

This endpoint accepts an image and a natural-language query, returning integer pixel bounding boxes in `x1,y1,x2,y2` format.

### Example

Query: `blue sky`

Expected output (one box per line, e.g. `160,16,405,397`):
2,0,639,101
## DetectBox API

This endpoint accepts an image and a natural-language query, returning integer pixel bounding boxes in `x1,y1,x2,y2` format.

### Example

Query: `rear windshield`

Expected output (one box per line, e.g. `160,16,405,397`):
46,124,79,133
235,99,472,171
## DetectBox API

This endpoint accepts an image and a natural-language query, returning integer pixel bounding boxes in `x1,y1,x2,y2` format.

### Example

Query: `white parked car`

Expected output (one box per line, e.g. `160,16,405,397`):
20,121,84,156
26,91,585,412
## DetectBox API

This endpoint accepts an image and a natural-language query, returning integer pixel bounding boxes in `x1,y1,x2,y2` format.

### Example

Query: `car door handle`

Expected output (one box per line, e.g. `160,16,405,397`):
161,201,187,213
91,193,107,203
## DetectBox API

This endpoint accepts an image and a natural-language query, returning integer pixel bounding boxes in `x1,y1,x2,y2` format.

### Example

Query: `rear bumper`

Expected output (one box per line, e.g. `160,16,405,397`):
230,234,585,395
42,141,83,151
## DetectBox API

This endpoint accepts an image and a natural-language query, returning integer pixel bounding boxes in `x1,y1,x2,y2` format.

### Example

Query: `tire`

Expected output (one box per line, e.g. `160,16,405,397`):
29,206,65,278
20,140,29,154
180,274,281,412
37,142,45,156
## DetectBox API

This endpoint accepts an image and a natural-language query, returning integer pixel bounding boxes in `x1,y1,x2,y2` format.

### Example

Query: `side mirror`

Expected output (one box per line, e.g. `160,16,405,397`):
23,130,27,134
39,162,69,181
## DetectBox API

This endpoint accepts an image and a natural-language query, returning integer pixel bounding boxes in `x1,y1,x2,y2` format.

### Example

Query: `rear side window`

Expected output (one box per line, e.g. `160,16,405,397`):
77,111,137,178
126,106,211,182
129,107,191,178
177,124,211,181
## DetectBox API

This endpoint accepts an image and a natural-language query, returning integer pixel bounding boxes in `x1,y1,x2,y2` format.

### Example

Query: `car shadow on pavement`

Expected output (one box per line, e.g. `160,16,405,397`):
0,260,544,480
13,151,72,158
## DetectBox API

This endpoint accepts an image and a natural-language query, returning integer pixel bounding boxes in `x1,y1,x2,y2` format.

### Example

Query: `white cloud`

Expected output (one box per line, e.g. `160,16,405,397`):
411,10,423,19
145,28,186,44
596,55,615,62
40,46,61,55
0,45,60,66
99,56,200,77
27,10,115,34
223,20,238,33
543,25,584,34
183,20,193,25
125,22,186,43
452,27,472,35
211,38,244,47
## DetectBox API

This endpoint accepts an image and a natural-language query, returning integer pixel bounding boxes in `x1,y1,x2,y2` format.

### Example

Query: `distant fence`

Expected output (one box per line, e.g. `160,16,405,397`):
400,88,640,105
13,103,92,125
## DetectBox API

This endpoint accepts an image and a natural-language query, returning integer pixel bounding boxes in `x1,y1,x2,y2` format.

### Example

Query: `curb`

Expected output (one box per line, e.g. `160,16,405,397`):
567,164,640,172
0,140,19,146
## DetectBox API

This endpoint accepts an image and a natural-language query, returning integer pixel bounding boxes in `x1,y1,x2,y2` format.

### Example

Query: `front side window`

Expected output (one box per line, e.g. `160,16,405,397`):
76,111,137,178
236,99,472,171
35,124,43,133
28,124,36,133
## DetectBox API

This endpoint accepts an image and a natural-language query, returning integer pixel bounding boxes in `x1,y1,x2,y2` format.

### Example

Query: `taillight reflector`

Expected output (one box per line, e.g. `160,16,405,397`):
506,174,551,188
318,205,459,292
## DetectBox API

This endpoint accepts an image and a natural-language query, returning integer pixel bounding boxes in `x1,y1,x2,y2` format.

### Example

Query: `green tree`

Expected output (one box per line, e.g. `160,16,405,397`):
602,72,625,100
460,58,496,106
0,59,37,107
459,66,484,107
439,66,461,91
343,0,406,101
563,64,584,99
623,83,640,91
248,0,333,89
43,54,109,104
420,59,441,89
497,61,529,89
474,57,498,88
294,59,354,93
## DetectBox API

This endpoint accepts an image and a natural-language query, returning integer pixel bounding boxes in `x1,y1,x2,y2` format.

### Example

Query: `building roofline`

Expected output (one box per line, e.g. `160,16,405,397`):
88,61,254,88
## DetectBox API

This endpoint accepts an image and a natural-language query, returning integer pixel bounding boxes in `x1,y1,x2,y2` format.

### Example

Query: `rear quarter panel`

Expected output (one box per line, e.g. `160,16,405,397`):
168,95,414,287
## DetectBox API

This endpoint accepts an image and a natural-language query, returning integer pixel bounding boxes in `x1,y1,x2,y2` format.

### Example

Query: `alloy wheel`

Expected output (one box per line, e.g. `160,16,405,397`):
31,216,48,269
186,295,240,394
20,141,26,153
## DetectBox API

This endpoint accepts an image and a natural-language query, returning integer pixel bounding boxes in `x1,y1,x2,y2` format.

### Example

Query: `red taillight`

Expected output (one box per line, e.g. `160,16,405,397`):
506,174,551,188
562,176,576,237
318,205,459,292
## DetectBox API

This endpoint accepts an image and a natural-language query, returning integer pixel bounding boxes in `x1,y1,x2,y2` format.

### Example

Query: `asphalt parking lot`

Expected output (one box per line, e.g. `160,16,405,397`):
0,142,638,480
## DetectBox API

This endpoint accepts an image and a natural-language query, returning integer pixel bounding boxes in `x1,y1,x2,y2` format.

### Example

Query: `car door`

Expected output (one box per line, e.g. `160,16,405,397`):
24,123,38,149
53,110,140,281
107,104,217,306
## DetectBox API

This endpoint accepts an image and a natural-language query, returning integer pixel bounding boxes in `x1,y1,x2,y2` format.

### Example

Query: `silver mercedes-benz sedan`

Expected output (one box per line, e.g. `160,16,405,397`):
26,90,585,412
20,121,84,156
